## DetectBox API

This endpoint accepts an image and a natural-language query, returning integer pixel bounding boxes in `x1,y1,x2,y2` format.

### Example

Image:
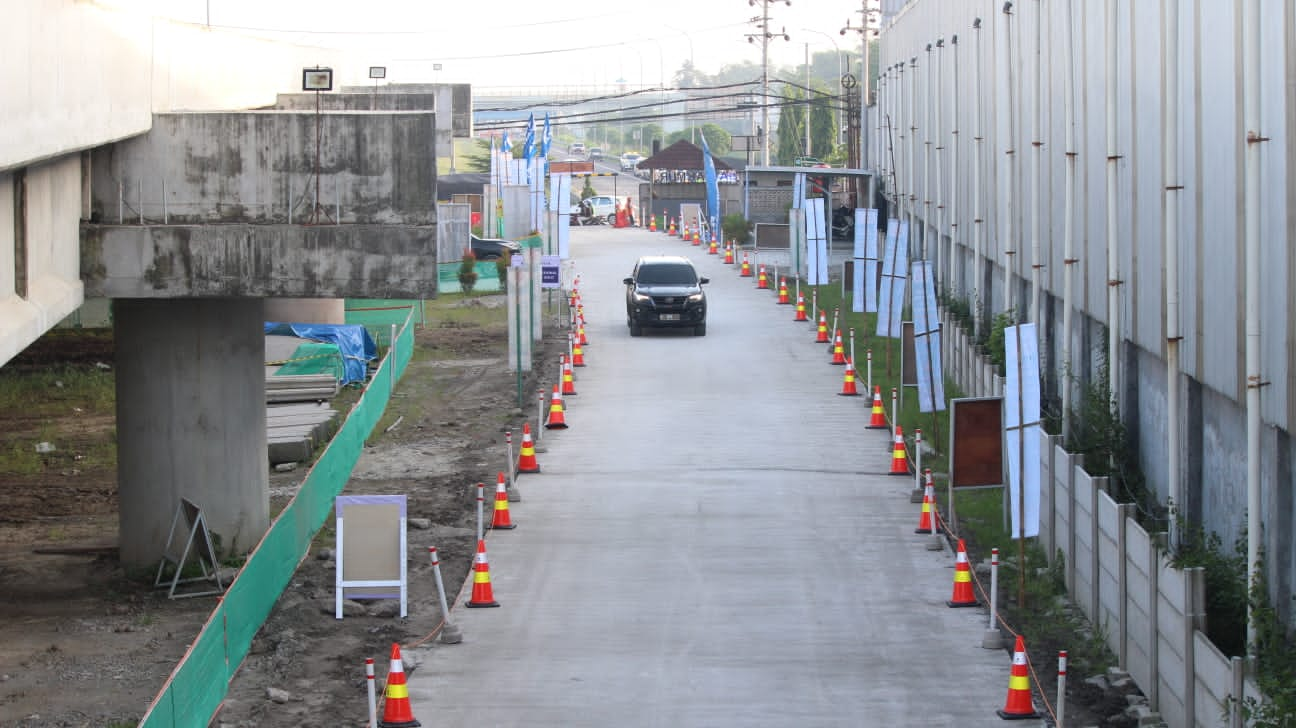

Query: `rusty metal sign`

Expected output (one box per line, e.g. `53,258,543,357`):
950,397,1004,489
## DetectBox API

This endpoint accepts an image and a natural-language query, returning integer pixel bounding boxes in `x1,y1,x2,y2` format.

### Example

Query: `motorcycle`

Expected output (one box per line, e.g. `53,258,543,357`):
831,205,855,241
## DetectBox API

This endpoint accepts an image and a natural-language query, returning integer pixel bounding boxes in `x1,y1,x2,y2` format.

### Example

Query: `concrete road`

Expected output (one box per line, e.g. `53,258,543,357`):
405,225,1028,727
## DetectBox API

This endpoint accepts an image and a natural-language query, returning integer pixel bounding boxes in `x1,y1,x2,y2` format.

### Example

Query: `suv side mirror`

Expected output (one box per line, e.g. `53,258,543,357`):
623,277,634,285
699,277,710,285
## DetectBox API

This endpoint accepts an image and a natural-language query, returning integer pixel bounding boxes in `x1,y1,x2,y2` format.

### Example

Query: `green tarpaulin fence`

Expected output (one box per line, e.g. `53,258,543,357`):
138,303,418,728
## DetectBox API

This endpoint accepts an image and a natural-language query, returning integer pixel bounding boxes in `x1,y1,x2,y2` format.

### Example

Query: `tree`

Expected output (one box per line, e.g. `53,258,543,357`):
673,59,705,88
463,138,493,174
809,87,836,160
698,124,731,155
775,86,806,165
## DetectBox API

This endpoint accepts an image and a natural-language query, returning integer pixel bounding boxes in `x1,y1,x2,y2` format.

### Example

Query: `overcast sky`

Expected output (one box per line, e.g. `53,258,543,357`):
158,1,874,90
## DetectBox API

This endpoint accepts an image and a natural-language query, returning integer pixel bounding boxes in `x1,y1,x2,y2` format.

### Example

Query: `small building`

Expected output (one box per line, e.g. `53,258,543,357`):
636,140,741,229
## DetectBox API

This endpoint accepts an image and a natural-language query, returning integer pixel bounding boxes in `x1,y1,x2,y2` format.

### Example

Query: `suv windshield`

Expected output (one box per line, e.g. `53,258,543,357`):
637,263,698,285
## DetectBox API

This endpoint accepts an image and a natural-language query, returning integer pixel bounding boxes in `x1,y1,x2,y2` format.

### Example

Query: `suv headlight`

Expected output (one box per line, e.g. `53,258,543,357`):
632,292,652,303
687,293,704,302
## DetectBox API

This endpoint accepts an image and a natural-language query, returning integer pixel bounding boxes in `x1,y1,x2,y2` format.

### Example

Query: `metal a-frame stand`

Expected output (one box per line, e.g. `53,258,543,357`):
153,497,225,599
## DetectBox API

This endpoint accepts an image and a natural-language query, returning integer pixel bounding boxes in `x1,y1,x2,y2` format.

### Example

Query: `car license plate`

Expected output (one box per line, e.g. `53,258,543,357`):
659,314,679,321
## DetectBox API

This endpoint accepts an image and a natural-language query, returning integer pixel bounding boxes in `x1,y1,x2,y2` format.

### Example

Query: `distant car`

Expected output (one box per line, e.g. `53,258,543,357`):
569,142,586,155
588,147,604,160
469,234,521,261
580,195,619,224
624,255,709,337
620,153,643,171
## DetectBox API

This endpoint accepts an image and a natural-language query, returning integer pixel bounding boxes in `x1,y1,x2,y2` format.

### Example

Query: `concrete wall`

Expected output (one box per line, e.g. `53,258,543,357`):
272,90,462,159
89,111,437,225
82,224,437,299
880,0,1295,622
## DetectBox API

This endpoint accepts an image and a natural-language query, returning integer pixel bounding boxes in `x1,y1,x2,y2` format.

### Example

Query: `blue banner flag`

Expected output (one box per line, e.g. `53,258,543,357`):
541,112,552,157
501,131,511,156
522,113,535,160
699,132,720,237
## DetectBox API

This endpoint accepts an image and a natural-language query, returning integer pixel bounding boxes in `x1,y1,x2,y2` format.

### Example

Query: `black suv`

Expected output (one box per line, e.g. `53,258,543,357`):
470,234,521,261
624,256,709,336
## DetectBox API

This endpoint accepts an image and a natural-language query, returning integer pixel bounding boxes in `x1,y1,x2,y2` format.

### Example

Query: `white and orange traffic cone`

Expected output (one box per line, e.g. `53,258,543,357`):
545,384,568,429
838,358,861,396
516,423,540,473
948,539,979,607
756,264,769,289
997,635,1040,719
815,311,830,343
777,277,790,304
571,338,586,367
708,238,718,255
867,386,888,429
915,471,936,533
465,539,499,608
794,290,808,321
739,252,752,277
379,643,422,727
829,329,847,365
561,355,577,396
723,243,735,264
888,426,909,475
489,472,515,530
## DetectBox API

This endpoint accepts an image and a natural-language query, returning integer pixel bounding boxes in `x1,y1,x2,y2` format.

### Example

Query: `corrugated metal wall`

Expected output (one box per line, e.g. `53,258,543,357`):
874,0,1293,623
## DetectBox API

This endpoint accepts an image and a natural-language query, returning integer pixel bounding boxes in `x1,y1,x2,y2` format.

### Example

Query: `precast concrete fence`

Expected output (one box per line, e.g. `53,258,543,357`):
940,310,1263,727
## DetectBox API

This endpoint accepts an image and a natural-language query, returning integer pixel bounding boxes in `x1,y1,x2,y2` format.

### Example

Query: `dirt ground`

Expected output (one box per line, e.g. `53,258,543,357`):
0,291,1136,727
0,294,567,727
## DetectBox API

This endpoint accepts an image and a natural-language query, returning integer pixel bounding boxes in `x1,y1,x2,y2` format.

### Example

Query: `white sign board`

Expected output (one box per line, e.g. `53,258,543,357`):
1004,323,1041,539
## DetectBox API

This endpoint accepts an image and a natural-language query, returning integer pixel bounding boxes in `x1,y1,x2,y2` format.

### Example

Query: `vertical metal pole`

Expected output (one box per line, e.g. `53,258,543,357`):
365,658,377,728
934,38,945,283
1105,0,1121,409
1163,0,1182,551
1057,650,1068,728
760,0,771,166
866,349,873,394
890,387,898,436
138,178,143,224
505,430,514,488
914,428,923,492
1030,0,1042,328
949,35,961,295
1243,0,1262,652
475,482,484,542
922,42,932,262
983,546,1002,648
972,18,985,338
389,324,397,397
1003,3,1017,315
1061,1,1077,443
428,547,462,644
162,178,168,224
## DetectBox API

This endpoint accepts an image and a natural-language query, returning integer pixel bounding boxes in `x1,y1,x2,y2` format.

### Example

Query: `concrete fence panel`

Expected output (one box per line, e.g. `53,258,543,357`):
1073,471,1101,622
1192,632,1236,727
1157,563,1206,728
1125,521,1158,707
1096,494,1133,665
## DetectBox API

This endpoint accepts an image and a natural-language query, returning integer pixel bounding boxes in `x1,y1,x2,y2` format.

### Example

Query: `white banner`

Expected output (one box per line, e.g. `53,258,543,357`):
550,173,571,259
876,220,908,338
910,261,946,413
805,201,829,286
1004,323,1041,539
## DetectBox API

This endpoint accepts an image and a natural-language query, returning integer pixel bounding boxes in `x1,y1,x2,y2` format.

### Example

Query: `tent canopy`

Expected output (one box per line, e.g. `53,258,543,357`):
637,140,734,172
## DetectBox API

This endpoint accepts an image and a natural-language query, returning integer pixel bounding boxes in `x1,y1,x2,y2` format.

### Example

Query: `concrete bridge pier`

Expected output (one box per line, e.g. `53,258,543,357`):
114,298,269,567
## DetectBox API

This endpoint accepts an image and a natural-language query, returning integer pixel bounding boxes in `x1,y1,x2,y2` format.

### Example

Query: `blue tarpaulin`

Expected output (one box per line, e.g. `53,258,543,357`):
264,322,377,385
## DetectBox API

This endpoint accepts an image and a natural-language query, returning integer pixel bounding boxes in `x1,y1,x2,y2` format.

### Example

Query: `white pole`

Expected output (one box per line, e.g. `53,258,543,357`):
935,38,945,284
1057,650,1068,728
1105,0,1122,410
365,657,377,728
972,18,985,338
907,56,917,256
1163,0,1182,551
1030,0,1042,328
1003,3,1017,316
760,0,771,166
950,35,960,295
804,42,811,157
922,42,933,262
428,547,463,644
1061,0,1077,444
983,546,1001,648
1243,0,1262,653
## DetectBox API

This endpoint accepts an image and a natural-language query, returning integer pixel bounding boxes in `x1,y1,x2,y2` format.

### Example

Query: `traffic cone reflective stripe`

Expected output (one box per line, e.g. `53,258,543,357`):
757,265,769,289
948,538,979,607
777,278,790,304
830,330,847,364
572,340,586,367
545,384,568,429
888,426,909,475
740,253,752,277
490,472,516,529
561,356,577,396
794,292,808,321
815,312,830,343
997,636,1040,719
379,643,422,727
709,239,718,255
465,539,500,608
867,386,887,429
838,358,860,396
724,244,734,264
517,423,540,473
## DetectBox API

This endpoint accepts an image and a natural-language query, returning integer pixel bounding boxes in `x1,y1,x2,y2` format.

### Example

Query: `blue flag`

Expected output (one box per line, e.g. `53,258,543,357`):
700,132,720,237
501,131,512,156
522,113,535,160
540,112,552,157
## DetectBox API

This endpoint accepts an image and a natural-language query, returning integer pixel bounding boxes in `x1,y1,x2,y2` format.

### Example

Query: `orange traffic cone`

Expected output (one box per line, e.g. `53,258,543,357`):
815,311,830,343
545,384,568,429
794,291,808,321
867,386,887,429
516,422,540,473
379,643,421,727
915,470,936,532
739,253,752,277
668,217,676,236
757,264,769,289
948,538,979,607
465,539,499,608
830,330,847,364
561,355,577,396
997,635,1040,719
888,426,909,475
577,319,589,346
692,229,701,246
708,238,718,255
838,358,860,396
777,277,790,304
723,243,735,264
490,472,516,529
572,338,586,367
649,215,657,232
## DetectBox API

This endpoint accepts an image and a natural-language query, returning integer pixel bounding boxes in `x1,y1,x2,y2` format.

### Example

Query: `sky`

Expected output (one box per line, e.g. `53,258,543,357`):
157,1,875,91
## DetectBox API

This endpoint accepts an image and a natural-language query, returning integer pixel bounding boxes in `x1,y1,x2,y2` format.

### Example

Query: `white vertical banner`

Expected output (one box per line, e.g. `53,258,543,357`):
876,220,908,338
805,200,829,285
792,173,806,208
1004,323,1041,539
866,215,889,313
910,260,946,413
853,208,879,313
787,207,806,280
528,157,545,234
551,173,571,258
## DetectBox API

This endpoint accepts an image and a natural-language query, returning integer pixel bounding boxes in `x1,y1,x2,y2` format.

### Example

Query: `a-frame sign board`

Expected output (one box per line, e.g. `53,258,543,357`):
153,497,225,599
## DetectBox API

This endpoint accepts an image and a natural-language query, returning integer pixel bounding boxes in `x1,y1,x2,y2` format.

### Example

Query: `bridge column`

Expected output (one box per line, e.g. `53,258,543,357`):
114,298,269,567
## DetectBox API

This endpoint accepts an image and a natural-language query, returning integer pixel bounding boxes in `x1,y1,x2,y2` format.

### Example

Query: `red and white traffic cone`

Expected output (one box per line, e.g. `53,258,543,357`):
545,384,568,429
516,423,540,473
915,471,936,532
996,635,1040,719
838,358,860,396
378,643,422,727
888,426,909,475
756,264,769,289
561,355,577,396
465,539,500,608
829,329,847,365
489,472,515,529
777,277,790,304
867,386,887,429
739,253,752,277
948,539,979,607
723,243,735,264
815,311,830,343
794,291,808,321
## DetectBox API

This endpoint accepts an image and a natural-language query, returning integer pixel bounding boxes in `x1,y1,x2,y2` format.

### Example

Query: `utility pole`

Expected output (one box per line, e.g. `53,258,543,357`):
842,0,878,205
747,0,790,166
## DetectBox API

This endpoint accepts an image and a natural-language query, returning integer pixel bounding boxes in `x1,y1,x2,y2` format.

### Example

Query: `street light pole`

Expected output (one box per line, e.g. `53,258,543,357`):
842,1,878,204
748,1,791,166
801,28,844,149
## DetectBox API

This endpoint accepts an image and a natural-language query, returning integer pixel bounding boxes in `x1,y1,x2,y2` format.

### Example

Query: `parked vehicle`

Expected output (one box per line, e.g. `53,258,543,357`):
469,234,521,261
624,255,709,337
588,147,604,160
620,152,643,171
580,195,619,225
